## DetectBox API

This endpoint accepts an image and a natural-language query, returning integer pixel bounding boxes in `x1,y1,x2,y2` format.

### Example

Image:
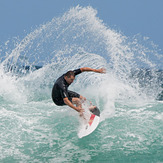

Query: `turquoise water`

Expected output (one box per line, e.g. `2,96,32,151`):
0,6,163,162
0,100,163,162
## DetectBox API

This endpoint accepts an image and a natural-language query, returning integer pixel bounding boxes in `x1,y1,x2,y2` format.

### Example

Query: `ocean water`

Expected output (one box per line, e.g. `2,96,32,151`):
0,6,163,163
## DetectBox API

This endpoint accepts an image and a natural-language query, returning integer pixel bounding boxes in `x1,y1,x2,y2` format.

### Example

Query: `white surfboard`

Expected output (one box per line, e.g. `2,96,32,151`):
78,107,100,138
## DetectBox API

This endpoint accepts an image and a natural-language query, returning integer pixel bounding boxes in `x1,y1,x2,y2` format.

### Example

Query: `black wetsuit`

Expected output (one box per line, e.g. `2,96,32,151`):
52,69,82,106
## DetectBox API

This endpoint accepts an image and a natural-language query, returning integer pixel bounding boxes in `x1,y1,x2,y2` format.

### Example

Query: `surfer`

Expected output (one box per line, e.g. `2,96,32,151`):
52,67,105,115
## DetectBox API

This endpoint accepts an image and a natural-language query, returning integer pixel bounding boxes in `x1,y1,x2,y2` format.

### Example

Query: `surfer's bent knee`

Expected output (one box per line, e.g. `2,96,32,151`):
72,97,81,106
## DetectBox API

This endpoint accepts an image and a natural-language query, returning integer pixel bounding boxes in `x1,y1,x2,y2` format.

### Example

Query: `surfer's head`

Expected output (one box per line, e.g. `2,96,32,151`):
64,71,75,84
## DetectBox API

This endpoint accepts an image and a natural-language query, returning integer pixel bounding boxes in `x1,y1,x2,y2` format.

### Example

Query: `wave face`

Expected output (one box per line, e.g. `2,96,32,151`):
0,6,163,162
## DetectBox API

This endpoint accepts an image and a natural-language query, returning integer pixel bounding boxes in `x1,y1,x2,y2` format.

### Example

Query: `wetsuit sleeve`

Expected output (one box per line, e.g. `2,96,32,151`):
73,68,82,76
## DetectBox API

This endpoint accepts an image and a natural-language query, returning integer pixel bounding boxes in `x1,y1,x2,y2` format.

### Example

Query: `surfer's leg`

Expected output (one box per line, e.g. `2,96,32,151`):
72,97,82,107
67,90,82,107
67,90,87,115
68,90,80,99
72,97,86,118
79,95,86,101
89,105,96,109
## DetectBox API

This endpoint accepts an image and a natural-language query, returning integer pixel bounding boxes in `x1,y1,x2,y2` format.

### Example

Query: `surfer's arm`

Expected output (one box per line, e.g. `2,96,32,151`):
63,97,82,112
80,67,106,73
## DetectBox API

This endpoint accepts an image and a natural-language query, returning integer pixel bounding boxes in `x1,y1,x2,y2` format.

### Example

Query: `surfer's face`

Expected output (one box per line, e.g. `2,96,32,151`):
65,75,75,84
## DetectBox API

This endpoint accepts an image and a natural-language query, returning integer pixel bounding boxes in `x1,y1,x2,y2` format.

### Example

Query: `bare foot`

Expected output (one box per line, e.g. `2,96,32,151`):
89,106,96,111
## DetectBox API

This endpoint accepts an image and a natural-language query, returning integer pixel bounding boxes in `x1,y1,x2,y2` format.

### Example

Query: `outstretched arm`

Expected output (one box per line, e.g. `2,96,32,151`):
80,67,106,73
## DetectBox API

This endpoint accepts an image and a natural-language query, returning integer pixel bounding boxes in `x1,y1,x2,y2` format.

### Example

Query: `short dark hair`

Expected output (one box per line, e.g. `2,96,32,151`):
64,71,75,78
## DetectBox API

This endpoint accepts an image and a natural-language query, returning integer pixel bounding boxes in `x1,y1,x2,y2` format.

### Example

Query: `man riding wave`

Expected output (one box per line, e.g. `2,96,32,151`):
52,67,106,115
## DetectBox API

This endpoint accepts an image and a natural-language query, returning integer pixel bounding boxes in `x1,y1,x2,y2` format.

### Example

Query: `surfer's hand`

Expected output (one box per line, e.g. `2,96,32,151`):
97,68,106,73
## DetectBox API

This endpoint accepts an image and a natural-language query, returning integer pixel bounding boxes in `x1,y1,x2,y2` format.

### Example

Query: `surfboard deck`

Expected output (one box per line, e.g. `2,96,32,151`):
78,107,100,138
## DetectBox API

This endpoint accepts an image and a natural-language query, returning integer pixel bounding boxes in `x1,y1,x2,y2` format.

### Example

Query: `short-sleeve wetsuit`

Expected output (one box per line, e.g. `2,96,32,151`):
52,69,82,106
